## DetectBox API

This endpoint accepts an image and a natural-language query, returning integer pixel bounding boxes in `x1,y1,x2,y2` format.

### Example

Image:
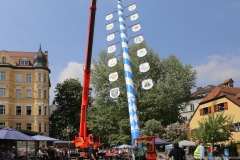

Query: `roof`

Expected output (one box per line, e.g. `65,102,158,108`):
223,78,234,84
5,50,47,68
191,85,216,99
200,86,240,106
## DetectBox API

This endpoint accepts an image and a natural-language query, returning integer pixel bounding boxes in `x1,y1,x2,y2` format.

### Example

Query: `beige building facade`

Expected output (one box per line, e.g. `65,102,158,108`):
0,45,51,136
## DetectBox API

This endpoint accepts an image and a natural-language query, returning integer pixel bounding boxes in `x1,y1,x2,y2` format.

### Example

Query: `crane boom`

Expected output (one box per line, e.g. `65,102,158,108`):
73,0,100,153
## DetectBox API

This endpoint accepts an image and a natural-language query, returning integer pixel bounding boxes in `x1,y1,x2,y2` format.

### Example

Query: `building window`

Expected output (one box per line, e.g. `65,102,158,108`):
20,60,29,66
26,74,32,82
0,72,6,81
2,57,6,63
200,106,211,116
44,124,47,132
234,122,240,132
190,104,194,111
214,102,228,112
16,73,22,82
179,106,186,112
16,123,21,130
38,106,41,115
16,106,21,115
44,90,47,99
38,89,42,98
0,88,6,97
44,106,47,116
26,123,31,131
38,73,41,82
44,74,46,83
0,122,5,126
26,89,31,98
26,106,31,115
0,105,5,114
182,116,187,122
16,89,22,98
39,124,42,132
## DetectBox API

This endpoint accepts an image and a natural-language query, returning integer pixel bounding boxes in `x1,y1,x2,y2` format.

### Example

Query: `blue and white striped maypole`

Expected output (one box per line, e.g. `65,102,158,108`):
117,0,141,146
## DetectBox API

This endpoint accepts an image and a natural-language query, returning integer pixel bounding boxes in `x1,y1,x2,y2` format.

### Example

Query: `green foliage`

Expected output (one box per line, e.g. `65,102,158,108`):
49,78,83,140
191,113,234,146
141,119,162,136
162,122,189,142
88,41,197,145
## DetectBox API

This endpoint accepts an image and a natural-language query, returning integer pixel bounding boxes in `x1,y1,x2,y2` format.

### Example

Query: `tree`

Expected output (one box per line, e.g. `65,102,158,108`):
141,119,162,136
161,122,189,142
49,78,83,140
191,113,234,148
88,41,197,145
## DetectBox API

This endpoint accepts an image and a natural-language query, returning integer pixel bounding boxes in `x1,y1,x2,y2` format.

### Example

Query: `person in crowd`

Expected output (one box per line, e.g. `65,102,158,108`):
132,146,146,160
0,145,6,160
212,147,219,157
38,146,49,160
166,142,186,160
89,144,97,160
194,140,204,160
94,146,99,160
56,147,60,160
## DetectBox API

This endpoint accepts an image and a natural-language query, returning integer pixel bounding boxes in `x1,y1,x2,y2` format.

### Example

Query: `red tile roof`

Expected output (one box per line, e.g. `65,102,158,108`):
5,51,47,67
200,86,240,106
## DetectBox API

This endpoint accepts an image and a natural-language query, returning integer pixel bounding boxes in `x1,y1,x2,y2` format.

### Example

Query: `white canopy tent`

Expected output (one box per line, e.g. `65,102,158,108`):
118,144,131,148
165,140,195,150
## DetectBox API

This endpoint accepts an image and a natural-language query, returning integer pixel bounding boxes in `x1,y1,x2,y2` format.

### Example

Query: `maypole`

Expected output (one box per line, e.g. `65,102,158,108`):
117,0,141,146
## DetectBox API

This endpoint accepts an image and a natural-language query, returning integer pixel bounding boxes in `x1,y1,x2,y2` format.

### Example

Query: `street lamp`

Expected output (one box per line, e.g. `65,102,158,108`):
66,126,70,153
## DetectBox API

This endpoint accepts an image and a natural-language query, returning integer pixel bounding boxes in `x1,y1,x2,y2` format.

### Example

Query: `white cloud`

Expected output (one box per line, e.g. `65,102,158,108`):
57,61,84,83
194,54,240,87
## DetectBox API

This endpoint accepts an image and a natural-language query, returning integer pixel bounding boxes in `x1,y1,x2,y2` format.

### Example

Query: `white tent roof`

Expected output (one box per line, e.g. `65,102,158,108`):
165,140,195,150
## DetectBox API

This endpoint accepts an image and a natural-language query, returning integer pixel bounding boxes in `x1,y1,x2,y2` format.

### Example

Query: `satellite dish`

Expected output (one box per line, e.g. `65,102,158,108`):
134,35,144,44
142,79,153,90
130,13,139,21
107,33,115,41
108,58,117,67
106,14,113,21
132,24,141,32
109,72,118,82
139,62,150,73
110,87,120,98
108,45,116,54
106,23,114,30
128,4,136,11
137,48,147,57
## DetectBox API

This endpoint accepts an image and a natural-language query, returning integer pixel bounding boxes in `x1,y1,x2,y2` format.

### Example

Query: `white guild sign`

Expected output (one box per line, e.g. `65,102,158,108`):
110,87,120,98
106,14,113,21
108,58,117,67
139,62,150,73
106,23,114,30
134,35,144,44
108,45,116,54
109,72,118,82
137,48,147,57
132,24,141,32
130,13,139,21
129,4,136,11
107,33,115,41
142,79,153,90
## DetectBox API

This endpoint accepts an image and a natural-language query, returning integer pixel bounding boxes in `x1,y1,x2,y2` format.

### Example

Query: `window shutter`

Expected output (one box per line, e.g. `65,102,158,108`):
214,105,218,112
16,74,22,82
200,109,203,116
224,102,228,110
208,106,211,113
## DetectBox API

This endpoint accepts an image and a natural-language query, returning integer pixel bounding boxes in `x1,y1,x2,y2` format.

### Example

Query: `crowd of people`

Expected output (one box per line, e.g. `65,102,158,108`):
0,144,27,160
37,145,69,160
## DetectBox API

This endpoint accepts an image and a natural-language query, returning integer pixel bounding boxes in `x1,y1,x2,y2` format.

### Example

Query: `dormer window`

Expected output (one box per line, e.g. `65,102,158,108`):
2,57,6,63
20,60,29,66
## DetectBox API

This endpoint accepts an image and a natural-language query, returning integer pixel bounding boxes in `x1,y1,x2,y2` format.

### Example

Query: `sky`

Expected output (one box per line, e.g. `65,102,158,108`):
0,0,240,104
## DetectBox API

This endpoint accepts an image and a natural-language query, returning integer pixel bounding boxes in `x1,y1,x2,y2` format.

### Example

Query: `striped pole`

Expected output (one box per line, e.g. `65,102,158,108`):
117,0,141,146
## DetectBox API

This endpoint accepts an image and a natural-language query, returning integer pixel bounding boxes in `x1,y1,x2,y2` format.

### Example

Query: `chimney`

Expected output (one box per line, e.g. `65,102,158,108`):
223,78,234,87
197,87,202,91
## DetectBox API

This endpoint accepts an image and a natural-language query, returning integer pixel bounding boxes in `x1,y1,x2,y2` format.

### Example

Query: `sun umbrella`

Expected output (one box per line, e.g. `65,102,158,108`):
0,127,36,141
118,144,131,148
31,135,59,141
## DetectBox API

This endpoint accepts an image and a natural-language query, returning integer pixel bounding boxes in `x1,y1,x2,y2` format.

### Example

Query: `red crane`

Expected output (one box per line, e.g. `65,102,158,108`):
72,0,100,157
